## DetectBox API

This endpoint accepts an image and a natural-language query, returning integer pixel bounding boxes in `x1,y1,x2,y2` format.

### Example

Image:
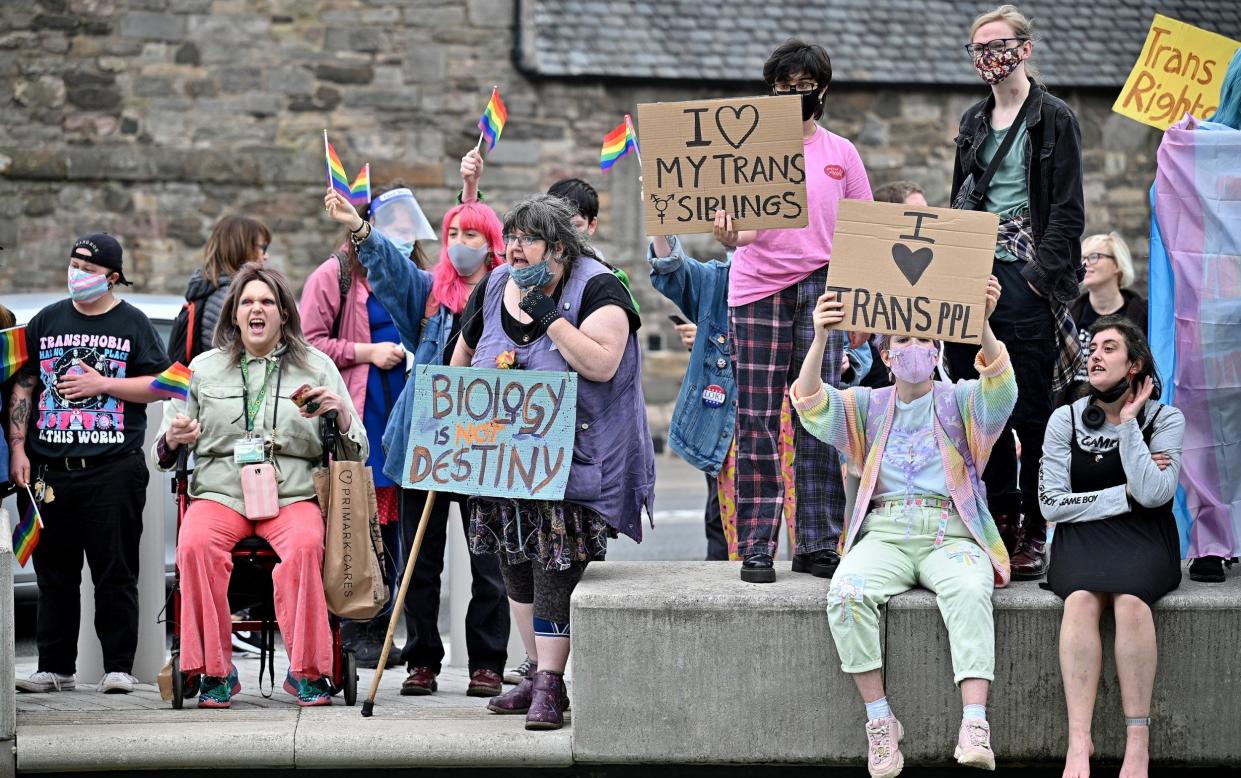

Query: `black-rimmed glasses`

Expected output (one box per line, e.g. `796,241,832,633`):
773,82,819,94
1084,252,1115,265
964,38,1028,58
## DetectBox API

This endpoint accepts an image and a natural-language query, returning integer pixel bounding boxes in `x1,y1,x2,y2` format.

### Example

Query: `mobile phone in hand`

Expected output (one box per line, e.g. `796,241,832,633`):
668,314,689,326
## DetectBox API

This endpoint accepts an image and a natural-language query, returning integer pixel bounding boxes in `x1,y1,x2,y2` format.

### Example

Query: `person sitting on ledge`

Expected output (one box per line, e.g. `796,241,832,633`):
790,278,1015,777
1038,316,1184,778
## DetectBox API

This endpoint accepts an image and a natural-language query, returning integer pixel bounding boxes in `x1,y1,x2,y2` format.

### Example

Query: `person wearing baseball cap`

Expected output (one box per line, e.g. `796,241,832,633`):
10,232,170,695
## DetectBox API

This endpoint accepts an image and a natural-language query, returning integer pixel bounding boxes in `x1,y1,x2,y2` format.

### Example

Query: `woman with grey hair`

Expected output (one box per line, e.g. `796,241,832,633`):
1068,232,1147,386
452,193,655,731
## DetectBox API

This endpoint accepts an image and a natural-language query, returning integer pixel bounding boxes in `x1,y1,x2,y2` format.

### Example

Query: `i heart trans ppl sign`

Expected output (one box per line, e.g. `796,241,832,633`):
825,200,998,345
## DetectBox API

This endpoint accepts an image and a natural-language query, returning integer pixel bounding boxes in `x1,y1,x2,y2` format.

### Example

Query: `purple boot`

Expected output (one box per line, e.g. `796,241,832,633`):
525,670,569,731
488,676,534,714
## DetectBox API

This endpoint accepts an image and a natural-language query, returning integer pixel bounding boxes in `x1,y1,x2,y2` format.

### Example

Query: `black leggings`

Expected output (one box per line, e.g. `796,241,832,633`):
499,558,588,624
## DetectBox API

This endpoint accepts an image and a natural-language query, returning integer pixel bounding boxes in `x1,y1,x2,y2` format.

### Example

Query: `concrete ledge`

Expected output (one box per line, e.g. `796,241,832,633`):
572,561,1241,766
17,710,298,772
572,562,863,764
294,707,572,768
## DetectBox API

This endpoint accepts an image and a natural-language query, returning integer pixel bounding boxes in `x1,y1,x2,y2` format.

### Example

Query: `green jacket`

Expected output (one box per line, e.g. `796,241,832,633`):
155,345,367,515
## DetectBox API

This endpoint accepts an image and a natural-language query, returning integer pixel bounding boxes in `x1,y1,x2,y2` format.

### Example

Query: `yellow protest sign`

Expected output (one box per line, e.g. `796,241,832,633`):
1113,14,1240,130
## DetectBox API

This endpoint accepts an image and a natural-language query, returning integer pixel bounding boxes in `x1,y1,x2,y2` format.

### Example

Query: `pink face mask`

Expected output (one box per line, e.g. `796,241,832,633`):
888,342,939,383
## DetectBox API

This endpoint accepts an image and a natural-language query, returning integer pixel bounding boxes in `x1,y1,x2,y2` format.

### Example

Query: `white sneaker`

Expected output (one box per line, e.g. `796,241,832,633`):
15,671,76,693
97,671,139,694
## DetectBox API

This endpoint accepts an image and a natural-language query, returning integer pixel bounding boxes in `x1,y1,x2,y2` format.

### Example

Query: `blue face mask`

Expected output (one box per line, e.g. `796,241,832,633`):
390,239,415,260
510,259,554,289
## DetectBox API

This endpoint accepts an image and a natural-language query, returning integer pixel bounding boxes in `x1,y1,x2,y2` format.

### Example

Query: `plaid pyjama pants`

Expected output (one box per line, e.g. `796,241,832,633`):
729,266,846,558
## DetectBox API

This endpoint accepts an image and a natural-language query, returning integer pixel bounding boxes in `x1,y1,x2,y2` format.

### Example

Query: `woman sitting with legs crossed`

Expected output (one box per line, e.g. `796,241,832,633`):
790,278,1015,777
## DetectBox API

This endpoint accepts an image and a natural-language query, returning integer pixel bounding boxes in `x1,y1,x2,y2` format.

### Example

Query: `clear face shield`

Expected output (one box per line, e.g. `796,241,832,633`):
370,188,437,253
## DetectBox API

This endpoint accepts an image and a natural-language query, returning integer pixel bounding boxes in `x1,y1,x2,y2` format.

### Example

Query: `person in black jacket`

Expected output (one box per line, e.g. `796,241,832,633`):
943,3,1085,581
169,216,271,365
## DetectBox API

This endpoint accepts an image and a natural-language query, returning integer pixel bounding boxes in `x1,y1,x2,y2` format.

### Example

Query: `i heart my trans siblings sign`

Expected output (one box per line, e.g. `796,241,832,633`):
637,95,809,235
825,201,999,345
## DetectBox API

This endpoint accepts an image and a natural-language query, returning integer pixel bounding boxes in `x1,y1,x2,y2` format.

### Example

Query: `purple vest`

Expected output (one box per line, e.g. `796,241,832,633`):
472,259,655,542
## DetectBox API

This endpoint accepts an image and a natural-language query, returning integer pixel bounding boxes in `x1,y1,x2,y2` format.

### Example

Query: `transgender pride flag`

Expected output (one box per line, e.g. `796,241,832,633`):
1148,114,1241,559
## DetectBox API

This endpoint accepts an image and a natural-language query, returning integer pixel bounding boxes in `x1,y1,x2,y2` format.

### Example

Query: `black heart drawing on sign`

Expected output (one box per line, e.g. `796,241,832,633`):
715,104,760,150
891,243,934,286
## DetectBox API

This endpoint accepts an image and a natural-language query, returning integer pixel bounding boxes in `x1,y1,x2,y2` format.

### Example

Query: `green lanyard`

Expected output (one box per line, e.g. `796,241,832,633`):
240,357,278,433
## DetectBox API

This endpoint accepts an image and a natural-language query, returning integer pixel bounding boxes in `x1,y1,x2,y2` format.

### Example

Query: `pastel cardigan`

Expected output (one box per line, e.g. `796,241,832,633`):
790,344,1017,585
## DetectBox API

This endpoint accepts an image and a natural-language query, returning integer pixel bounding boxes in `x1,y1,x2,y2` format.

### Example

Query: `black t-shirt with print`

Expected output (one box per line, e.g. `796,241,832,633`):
460,266,641,351
20,299,171,459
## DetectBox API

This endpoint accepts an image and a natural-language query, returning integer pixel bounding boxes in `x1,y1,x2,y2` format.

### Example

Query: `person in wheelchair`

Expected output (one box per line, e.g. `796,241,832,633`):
155,263,366,708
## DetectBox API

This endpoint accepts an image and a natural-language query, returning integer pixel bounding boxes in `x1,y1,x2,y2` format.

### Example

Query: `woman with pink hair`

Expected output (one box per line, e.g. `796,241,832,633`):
320,186,511,698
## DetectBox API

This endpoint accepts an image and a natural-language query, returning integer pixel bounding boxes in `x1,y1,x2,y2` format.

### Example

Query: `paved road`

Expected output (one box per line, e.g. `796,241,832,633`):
610,453,714,562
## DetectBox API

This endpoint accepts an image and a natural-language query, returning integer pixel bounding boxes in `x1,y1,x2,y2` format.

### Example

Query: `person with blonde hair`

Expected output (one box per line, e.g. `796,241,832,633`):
943,3,1085,580
1068,232,1147,385
169,215,271,365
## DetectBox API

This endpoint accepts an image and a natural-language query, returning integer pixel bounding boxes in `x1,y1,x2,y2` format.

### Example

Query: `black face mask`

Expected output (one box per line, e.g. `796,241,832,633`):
1082,375,1131,429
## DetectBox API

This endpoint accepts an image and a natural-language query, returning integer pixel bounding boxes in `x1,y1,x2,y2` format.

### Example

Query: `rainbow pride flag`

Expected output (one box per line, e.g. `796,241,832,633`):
601,115,640,171
13,494,41,567
150,361,192,401
477,87,507,151
1,325,28,383
324,130,351,200
349,163,371,208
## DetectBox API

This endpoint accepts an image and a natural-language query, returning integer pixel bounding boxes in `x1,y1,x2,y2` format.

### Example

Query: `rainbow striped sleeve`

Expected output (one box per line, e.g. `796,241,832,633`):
0,325,29,383
477,87,507,151
150,362,192,401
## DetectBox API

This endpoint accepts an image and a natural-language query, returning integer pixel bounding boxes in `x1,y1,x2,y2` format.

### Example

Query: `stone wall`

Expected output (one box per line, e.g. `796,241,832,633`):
1,0,1163,400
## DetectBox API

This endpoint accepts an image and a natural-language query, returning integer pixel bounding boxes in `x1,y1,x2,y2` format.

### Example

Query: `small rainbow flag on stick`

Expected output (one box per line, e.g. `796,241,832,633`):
349,163,371,208
476,86,507,152
601,115,641,172
324,130,352,200
150,362,192,401
1,325,28,383
13,488,43,567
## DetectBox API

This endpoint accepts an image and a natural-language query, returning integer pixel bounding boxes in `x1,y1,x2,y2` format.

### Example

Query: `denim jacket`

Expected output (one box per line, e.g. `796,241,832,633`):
647,236,735,475
952,81,1085,304
355,228,453,485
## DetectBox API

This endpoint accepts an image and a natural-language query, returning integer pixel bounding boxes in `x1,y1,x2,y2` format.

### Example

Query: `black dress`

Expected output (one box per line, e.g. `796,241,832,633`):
1046,407,1182,605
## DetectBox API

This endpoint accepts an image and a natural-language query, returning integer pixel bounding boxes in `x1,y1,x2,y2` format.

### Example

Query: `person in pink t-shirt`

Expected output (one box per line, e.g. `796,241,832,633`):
713,39,872,582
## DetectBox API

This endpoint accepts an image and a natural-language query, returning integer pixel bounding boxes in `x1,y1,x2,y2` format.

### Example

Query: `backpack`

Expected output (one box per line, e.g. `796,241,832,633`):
167,290,211,366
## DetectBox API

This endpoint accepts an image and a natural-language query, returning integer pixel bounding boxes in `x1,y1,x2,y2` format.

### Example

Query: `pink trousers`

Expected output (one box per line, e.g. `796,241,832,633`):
177,499,332,678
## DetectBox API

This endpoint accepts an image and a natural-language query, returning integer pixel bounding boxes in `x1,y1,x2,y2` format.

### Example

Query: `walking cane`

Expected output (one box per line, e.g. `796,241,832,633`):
361,490,436,717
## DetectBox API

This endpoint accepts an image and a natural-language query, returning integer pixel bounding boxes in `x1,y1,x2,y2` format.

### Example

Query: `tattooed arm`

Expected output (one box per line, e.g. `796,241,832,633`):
9,373,35,487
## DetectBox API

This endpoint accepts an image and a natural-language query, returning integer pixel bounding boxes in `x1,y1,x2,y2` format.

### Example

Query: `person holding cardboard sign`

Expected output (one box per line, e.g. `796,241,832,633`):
944,4,1085,582
451,194,655,731
714,38,872,583
790,278,1015,776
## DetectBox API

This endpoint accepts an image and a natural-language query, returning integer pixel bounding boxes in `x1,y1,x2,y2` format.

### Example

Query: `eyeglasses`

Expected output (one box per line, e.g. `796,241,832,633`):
773,81,819,94
503,234,543,247
1084,252,1115,265
964,38,1028,58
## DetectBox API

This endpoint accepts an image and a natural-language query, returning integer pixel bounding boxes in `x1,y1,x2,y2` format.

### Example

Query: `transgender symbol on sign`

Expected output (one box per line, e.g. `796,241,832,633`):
650,193,675,225
892,211,939,286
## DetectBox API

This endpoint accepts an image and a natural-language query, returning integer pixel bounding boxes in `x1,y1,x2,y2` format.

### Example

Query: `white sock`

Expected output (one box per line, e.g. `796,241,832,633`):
963,703,987,721
865,696,892,721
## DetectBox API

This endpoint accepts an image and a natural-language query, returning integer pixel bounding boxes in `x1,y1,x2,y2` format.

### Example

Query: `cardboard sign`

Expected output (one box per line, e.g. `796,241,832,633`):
825,201,999,344
637,95,809,235
1113,14,1241,130
402,366,578,500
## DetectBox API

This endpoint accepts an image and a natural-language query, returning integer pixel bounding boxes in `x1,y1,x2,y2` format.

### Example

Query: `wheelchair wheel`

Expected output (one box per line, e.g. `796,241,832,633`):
343,649,358,706
171,653,184,710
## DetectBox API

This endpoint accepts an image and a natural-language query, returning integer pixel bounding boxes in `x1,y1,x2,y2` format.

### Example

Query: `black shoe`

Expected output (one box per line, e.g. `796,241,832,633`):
1189,555,1227,583
809,549,840,579
740,554,776,583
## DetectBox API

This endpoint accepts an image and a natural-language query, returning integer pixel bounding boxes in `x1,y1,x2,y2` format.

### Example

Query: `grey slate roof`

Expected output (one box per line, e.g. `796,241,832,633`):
517,1,1241,88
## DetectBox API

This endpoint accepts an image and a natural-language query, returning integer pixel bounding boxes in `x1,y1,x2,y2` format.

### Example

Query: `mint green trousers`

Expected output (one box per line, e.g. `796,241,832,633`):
826,502,995,684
